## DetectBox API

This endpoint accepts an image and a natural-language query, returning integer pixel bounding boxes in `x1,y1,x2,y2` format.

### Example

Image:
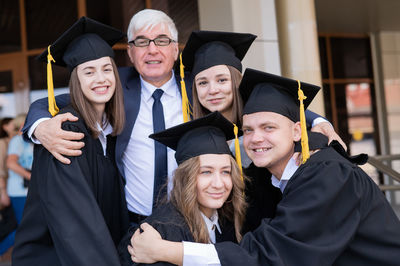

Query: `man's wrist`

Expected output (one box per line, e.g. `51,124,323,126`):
312,117,331,128
29,118,51,144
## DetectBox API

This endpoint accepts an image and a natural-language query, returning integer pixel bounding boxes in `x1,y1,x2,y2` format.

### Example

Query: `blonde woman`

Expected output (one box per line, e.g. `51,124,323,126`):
119,112,246,266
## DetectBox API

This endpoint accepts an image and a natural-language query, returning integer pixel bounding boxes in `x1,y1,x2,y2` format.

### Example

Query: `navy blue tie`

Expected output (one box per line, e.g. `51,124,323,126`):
152,89,168,208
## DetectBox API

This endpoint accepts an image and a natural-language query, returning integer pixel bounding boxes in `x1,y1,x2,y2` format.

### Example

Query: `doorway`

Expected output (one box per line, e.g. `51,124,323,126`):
319,34,381,182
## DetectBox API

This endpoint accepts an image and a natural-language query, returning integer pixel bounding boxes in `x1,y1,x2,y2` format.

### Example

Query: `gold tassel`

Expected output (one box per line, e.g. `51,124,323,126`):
47,45,59,116
233,123,243,182
297,80,309,164
179,53,191,123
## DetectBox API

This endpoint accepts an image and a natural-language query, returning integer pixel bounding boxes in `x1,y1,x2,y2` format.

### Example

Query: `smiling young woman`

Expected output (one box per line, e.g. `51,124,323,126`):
118,112,247,266
12,18,129,266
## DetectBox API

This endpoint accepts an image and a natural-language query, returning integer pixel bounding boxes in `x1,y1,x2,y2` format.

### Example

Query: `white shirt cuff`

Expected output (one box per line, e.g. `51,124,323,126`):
312,117,330,128
28,118,51,144
183,241,221,266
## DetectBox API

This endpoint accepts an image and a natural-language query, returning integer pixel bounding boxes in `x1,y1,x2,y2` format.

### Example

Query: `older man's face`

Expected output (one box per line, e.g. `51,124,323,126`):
127,24,179,87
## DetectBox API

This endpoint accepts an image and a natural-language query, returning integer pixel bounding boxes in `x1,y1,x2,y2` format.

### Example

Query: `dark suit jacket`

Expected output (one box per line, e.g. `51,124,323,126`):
22,67,193,178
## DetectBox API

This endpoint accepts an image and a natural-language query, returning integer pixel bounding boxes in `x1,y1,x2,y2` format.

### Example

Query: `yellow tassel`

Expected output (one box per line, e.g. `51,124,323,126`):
297,80,309,164
47,45,59,116
233,123,243,183
179,53,191,123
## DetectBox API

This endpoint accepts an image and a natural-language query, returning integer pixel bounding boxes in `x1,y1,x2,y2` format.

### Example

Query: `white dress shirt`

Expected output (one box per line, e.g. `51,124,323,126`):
96,120,113,156
123,74,183,216
200,211,222,244
183,212,222,266
271,157,299,193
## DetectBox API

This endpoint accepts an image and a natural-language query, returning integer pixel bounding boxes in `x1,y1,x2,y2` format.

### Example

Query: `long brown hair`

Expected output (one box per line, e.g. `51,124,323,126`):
0,117,13,138
69,57,125,138
170,155,247,243
192,65,243,127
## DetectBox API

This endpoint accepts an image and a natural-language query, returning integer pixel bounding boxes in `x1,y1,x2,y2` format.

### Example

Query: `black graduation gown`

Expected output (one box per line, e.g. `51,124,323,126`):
215,146,400,266
12,106,129,266
243,164,282,233
118,202,236,266
242,131,328,234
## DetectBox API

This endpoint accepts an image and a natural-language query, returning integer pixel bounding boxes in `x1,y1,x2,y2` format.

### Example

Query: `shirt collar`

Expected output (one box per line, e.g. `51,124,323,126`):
96,115,113,135
200,211,222,242
271,157,299,193
96,115,113,156
140,71,178,102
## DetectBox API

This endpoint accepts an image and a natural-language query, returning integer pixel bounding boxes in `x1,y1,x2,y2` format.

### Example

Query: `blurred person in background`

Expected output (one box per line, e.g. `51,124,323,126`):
6,113,33,223
0,117,16,209
0,114,31,257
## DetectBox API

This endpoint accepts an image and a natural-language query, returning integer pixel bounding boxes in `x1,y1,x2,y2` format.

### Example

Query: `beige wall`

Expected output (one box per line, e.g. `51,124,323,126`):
197,0,325,115
197,0,281,75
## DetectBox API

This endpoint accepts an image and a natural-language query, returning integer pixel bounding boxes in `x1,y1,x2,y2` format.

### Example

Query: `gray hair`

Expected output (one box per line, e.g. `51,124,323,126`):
127,9,178,43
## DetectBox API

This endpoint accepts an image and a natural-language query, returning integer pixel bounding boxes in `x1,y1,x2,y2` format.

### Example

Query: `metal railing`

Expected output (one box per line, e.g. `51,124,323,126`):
367,154,400,191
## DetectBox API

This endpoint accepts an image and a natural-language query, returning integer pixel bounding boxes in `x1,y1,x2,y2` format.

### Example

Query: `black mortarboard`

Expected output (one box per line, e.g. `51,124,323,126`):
240,68,321,164
181,31,256,78
37,16,125,71
240,68,320,122
37,17,125,116
149,112,235,165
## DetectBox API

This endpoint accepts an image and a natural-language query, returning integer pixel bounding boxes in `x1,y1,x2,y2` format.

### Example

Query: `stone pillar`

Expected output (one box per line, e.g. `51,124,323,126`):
275,0,325,115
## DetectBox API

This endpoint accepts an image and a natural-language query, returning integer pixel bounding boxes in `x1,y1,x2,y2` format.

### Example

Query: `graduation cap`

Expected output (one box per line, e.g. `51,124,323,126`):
178,31,256,123
37,16,125,116
240,68,321,164
181,31,256,79
149,112,236,165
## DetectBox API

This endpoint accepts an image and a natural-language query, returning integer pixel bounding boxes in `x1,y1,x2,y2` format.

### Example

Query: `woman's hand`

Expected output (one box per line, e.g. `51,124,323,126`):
128,223,183,265
128,223,162,264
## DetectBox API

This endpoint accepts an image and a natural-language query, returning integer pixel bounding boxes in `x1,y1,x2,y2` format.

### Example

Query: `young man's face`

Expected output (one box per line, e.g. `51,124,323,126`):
242,111,301,176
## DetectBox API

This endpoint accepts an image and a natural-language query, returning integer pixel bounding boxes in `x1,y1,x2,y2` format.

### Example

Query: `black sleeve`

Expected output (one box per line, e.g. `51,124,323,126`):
118,225,137,266
119,204,192,266
215,162,361,266
22,93,71,141
37,123,120,266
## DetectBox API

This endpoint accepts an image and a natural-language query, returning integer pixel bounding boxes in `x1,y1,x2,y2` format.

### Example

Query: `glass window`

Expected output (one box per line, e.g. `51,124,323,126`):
28,55,69,91
330,38,373,79
168,0,199,45
86,0,144,37
0,71,13,93
318,37,329,79
25,0,77,50
0,0,21,53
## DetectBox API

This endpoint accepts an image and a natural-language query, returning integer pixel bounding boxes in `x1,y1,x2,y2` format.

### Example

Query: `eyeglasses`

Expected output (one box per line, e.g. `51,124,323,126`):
129,37,176,47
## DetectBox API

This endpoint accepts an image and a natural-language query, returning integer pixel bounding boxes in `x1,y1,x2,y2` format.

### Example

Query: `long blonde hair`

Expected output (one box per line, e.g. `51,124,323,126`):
170,155,247,243
192,65,243,127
